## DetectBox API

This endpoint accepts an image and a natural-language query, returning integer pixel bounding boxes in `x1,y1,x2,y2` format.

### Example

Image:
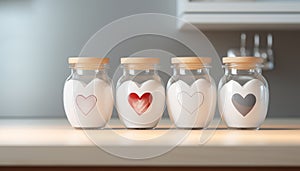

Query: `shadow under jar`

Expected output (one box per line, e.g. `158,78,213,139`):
63,57,113,128
218,57,269,129
167,57,217,129
116,57,165,129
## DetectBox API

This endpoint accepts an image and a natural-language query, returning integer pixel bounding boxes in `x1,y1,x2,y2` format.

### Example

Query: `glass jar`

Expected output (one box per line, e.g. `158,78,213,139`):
63,57,113,128
167,57,216,128
116,57,165,129
218,57,269,129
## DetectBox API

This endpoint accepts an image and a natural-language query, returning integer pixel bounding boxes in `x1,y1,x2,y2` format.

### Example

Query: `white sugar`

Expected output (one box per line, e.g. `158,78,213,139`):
218,79,269,128
63,78,113,128
167,79,216,128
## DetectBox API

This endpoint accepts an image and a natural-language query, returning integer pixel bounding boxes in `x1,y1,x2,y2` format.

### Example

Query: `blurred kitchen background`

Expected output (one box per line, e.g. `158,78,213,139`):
0,0,299,118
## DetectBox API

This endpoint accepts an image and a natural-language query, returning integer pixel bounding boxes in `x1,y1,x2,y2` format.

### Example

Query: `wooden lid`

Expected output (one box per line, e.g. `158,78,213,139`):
121,57,160,64
172,57,211,64
68,57,109,64
223,57,263,70
223,57,263,64
172,57,212,69
68,57,109,70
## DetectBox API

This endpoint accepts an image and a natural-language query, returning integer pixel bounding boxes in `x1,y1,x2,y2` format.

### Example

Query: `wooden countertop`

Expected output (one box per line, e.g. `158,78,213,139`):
0,118,299,166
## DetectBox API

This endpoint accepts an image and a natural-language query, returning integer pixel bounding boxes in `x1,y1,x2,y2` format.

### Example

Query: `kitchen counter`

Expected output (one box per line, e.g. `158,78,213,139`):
0,118,299,166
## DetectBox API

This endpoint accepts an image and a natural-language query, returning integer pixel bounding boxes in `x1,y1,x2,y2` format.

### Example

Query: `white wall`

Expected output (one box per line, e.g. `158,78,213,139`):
0,0,299,118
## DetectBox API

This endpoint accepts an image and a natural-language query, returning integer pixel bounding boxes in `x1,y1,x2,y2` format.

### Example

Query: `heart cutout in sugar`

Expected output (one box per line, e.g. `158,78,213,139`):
76,95,97,116
177,91,204,114
128,93,152,115
232,93,256,117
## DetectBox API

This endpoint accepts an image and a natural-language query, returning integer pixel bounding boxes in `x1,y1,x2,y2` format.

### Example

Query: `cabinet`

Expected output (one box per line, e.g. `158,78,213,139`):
177,0,300,30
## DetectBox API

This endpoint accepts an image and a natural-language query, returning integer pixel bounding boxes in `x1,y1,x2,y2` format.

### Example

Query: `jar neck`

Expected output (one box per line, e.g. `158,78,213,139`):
122,64,158,76
173,65,210,75
71,68,107,76
224,67,262,75
123,68,157,76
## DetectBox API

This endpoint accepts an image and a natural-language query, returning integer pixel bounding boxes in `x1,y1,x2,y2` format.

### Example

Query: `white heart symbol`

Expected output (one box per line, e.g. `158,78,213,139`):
76,95,97,116
177,92,204,114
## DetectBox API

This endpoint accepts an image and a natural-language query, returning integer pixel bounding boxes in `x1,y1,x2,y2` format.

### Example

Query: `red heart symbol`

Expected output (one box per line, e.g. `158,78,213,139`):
76,95,97,116
128,93,152,115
